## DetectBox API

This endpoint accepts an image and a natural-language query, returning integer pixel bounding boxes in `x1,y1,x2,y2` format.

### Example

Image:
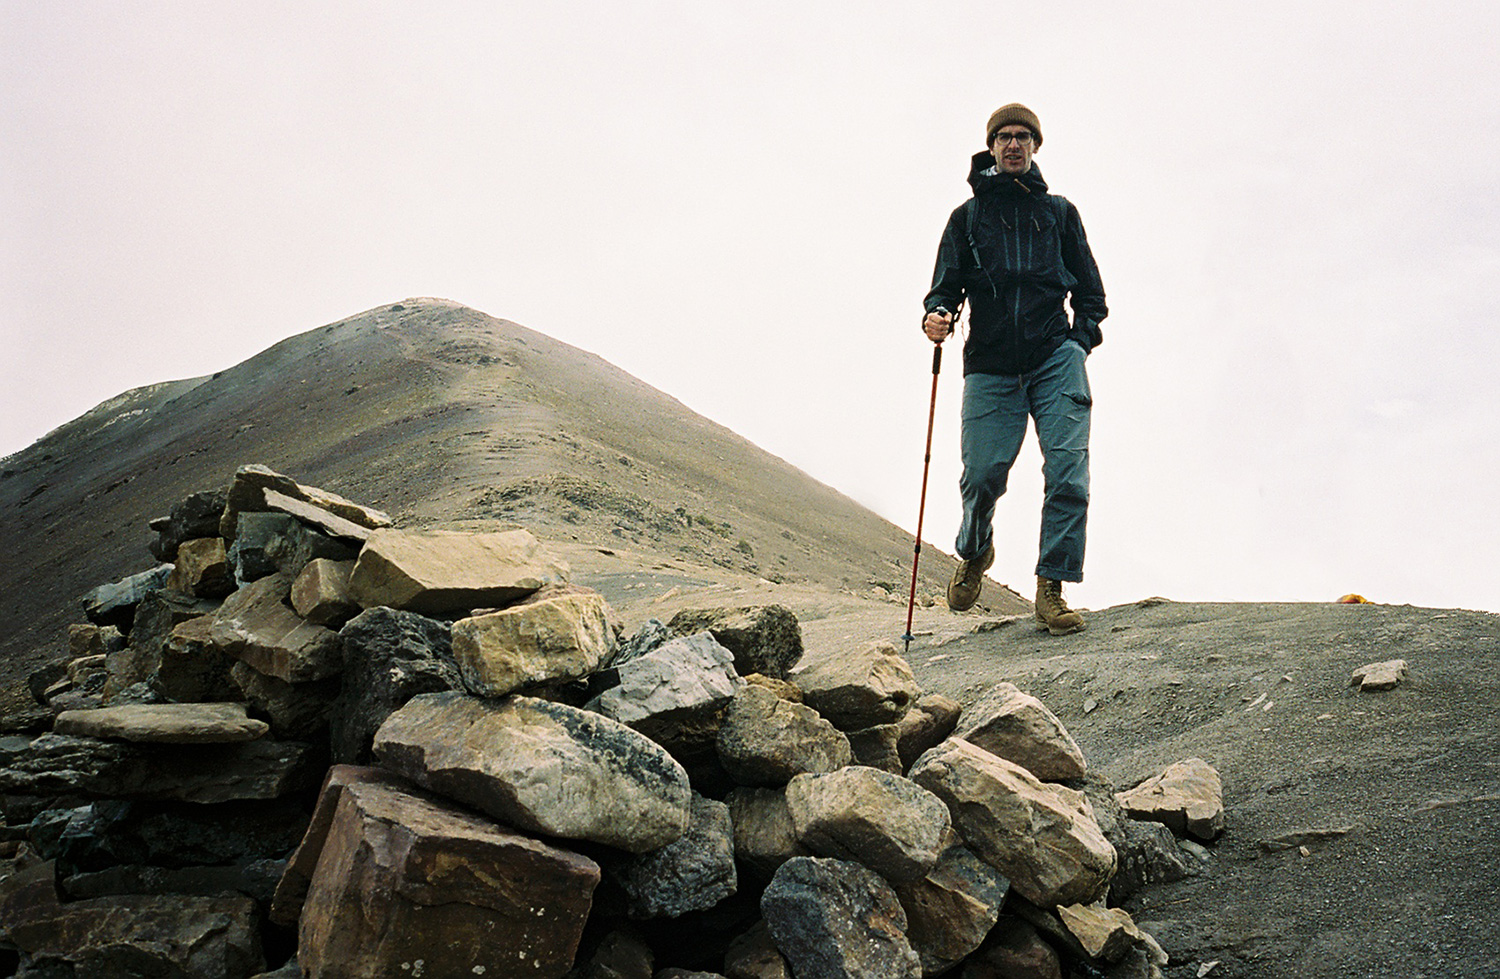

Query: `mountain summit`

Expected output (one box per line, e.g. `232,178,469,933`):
0,299,1010,689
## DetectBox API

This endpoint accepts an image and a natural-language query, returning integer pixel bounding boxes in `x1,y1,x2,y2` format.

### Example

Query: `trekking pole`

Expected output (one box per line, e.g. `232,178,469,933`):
903,305,959,654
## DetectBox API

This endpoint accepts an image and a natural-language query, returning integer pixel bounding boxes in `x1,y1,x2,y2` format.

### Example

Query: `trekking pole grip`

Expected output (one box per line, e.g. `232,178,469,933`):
931,343,942,375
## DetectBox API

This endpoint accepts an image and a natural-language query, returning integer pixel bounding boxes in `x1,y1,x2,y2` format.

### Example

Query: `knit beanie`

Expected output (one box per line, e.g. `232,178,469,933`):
985,103,1042,147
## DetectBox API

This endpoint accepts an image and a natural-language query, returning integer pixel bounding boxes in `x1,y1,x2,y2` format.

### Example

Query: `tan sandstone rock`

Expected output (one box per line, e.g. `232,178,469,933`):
290,558,359,627
785,766,950,882
453,587,617,697
1056,902,1168,966
1116,757,1224,842
348,527,567,615
262,488,373,542
53,703,267,743
269,764,412,927
797,641,919,730
1351,659,1408,691
209,575,342,683
167,537,235,598
219,463,391,540
953,682,1087,781
726,785,809,880
909,738,1116,907
716,685,852,786
895,692,962,771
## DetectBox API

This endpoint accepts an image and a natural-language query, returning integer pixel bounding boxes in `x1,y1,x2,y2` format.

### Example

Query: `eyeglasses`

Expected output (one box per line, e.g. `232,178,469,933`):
991,131,1035,146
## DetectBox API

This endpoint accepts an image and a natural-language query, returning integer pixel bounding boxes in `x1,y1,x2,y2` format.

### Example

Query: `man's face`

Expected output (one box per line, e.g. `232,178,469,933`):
990,125,1036,175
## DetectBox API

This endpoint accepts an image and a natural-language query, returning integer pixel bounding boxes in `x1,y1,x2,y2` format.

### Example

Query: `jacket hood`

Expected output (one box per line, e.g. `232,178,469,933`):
967,151,1049,197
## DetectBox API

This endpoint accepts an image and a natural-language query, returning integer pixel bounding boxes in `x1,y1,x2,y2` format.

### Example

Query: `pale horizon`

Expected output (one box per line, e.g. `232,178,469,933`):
5,2,1498,614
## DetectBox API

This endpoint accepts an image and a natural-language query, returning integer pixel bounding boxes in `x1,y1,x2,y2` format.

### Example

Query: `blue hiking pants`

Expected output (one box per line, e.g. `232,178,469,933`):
955,339,1091,582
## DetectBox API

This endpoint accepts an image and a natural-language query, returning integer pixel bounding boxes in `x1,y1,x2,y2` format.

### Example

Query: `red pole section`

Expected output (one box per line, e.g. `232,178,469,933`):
904,341,943,651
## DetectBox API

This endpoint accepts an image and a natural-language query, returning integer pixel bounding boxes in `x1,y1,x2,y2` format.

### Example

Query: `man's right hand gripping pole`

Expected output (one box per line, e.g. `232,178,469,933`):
922,307,954,345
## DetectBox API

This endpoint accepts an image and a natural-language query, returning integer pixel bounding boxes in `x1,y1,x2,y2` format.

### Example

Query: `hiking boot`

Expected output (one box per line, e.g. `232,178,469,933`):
947,545,994,612
1035,576,1085,635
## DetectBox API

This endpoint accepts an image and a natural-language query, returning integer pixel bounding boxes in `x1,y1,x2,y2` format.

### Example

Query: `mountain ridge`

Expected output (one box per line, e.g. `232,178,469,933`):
0,298,1010,700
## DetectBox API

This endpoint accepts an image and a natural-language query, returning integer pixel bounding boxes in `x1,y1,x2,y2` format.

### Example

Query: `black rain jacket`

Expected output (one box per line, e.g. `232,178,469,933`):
924,154,1107,376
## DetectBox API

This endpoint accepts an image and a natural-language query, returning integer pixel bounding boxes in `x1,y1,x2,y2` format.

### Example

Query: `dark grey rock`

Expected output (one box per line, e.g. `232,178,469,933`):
609,793,737,919
229,512,358,586
611,617,673,668
0,733,320,803
105,682,166,706
575,927,654,979
0,861,264,979
890,836,1009,975
82,565,173,631
588,631,743,766
0,705,55,735
149,489,228,562
26,662,70,706
112,592,221,697
1082,775,1193,904
231,661,339,742
50,799,307,879
668,606,803,679
330,607,459,764
248,958,303,979
228,512,299,582
28,805,88,860
760,857,920,979
151,614,240,703
61,858,288,905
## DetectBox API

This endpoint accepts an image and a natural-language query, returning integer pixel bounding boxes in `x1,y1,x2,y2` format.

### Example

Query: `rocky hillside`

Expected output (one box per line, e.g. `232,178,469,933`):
0,298,1024,713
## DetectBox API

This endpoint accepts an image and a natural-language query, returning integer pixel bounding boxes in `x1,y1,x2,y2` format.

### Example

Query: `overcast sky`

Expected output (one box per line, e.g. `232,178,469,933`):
4,1,1498,613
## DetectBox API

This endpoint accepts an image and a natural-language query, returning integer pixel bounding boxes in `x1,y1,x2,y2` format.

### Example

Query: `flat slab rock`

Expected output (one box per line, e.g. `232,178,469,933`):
0,732,319,803
1351,659,1409,691
220,463,392,539
53,702,268,744
348,527,568,616
210,575,342,683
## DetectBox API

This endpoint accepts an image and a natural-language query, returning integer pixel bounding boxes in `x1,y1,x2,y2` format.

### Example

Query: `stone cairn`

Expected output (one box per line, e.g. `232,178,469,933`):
0,465,1224,979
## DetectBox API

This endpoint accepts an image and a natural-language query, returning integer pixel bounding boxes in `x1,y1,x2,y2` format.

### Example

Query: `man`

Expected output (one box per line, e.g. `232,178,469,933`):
922,103,1106,635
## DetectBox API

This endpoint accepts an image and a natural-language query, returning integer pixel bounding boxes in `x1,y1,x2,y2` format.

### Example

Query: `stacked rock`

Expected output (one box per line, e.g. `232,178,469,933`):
0,464,1205,979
